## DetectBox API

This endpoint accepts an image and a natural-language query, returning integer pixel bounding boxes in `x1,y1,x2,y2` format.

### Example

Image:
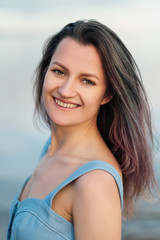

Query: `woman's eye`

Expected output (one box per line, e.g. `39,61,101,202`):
52,69,64,75
83,79,95,85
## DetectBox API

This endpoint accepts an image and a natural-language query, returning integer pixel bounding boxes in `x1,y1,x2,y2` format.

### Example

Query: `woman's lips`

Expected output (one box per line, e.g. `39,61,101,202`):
53,97,80,109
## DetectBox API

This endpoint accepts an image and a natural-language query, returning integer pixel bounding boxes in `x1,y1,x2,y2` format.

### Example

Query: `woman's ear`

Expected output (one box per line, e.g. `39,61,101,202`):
100,95,113,105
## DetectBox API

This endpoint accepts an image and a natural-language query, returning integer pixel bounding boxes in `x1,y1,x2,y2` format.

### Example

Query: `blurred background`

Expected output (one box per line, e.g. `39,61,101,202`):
0,0,160,239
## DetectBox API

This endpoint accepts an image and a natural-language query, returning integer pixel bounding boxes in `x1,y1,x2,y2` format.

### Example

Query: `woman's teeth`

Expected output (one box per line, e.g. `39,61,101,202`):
55,98,78,108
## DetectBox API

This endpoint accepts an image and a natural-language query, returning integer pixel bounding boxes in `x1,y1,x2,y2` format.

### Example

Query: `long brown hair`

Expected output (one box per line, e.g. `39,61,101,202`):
33,20,157,216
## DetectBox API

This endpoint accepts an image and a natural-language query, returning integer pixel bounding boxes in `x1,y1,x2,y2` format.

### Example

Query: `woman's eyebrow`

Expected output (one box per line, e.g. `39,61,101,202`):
51,61,68,71
80,73,100,81
51,61,100,81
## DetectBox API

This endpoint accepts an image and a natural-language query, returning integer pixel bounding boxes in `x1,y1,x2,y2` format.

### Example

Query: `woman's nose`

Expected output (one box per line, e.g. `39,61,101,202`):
58,78,77,98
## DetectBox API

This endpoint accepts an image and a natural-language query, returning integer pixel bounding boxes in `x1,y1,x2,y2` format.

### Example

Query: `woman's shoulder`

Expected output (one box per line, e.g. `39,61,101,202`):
70,158,123,210
71,160,122,238
73,162,122,192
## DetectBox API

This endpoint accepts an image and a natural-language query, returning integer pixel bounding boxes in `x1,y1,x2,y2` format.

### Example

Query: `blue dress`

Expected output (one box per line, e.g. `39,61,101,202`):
7,138,123,240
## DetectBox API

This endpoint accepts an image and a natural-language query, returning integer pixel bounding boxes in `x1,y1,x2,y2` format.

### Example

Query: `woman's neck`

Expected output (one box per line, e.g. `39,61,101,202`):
48,120,102,158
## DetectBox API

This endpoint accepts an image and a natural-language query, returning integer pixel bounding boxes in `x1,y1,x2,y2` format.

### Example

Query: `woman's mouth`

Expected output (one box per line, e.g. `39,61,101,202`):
53,97,80,109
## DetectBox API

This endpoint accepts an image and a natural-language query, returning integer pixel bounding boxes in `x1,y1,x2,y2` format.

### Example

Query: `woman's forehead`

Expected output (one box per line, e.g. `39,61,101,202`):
50,37,105,79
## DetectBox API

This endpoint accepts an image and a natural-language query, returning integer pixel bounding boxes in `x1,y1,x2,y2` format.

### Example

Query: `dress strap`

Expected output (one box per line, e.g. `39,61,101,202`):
45,160,123,210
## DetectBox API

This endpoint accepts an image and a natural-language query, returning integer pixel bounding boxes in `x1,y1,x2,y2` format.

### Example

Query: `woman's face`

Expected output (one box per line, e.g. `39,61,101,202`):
42,37,110,127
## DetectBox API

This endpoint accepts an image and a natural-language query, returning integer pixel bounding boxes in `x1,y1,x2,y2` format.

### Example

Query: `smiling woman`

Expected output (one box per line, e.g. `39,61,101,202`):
42,38,109,127
7,20,158,240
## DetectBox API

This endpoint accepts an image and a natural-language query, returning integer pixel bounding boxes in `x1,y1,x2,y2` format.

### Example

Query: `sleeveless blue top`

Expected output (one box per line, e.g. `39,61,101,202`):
7,138,123,240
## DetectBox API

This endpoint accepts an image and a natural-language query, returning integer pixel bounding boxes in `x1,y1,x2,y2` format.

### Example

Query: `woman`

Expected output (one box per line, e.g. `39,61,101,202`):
7,20,157,240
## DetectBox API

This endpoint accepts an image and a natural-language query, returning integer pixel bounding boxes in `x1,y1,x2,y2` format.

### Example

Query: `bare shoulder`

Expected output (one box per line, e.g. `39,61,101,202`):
73,169,121,205
72,169,122,240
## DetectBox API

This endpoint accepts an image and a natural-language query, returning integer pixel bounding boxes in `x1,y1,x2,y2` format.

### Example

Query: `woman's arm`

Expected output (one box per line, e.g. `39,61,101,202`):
72,170,122,240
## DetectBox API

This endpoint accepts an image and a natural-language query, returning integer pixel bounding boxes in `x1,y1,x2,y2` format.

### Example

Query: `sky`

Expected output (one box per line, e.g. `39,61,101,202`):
0,0,160,179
